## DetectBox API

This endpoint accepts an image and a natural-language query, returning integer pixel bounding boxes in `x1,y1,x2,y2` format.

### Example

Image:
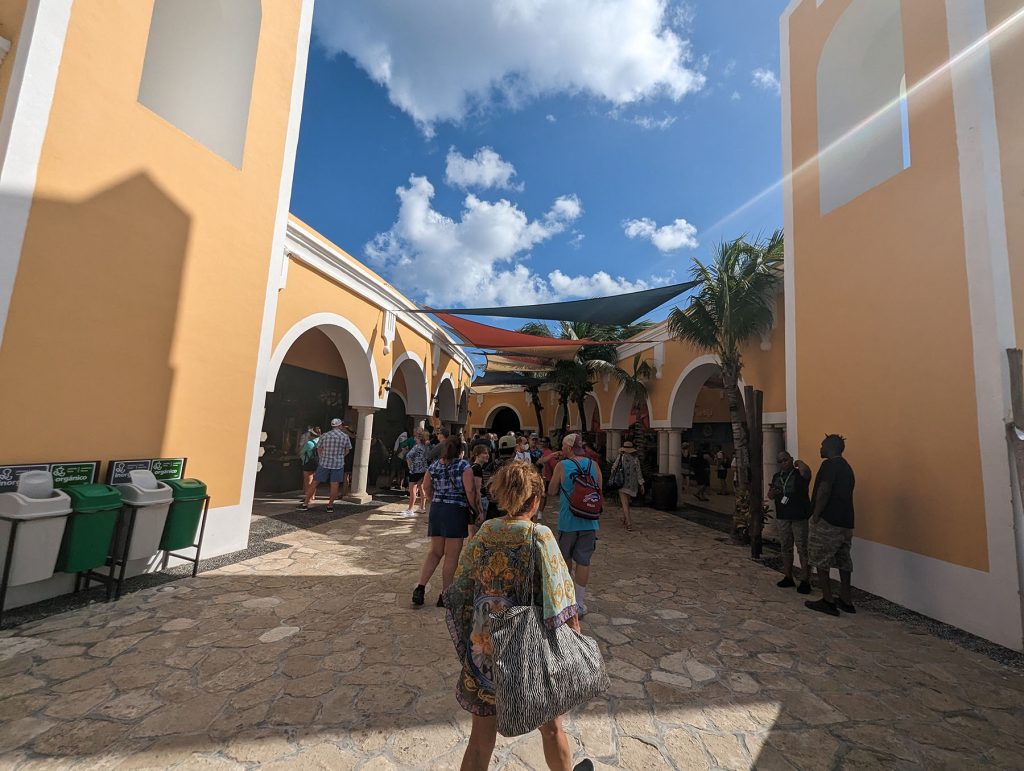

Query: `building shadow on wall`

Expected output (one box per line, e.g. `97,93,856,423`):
0,173,189,470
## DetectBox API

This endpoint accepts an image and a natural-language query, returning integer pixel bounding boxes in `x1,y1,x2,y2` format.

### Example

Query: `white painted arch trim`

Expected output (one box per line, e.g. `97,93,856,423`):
605,383,658,430
389,351,430,416
267,312,382,409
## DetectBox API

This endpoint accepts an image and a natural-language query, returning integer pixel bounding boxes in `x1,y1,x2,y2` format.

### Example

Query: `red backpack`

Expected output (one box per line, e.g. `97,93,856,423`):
560,458,603,520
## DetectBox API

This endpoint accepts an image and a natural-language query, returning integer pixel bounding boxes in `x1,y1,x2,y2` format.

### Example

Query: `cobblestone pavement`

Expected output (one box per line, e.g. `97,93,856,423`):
2,500,1023,770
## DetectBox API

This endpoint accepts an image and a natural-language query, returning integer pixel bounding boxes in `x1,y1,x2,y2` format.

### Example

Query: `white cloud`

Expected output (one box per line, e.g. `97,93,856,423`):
314,0,706,136
629,114,677,131
546,114,557,123
723,58,736,78
730,90,741,101
623,217,699,252
568,232,585,249
752,67,780,94
445,147,522,191
548,270,658,298
368,175,651,306
670,2,697,32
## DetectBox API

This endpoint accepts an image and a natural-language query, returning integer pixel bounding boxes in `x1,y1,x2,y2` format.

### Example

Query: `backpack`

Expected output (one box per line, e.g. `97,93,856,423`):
560,458,603,520
300,439,318,464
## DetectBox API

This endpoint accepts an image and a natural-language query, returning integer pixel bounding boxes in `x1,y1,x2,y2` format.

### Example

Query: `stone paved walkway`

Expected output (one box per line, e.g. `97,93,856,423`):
2,500,1023,770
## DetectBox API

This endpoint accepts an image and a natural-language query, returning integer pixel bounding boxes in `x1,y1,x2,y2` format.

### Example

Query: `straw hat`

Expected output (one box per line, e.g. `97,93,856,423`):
620,441,637,453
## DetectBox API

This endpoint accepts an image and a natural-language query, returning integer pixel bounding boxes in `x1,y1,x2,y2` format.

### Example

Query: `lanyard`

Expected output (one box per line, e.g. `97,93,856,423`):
781,469,795,495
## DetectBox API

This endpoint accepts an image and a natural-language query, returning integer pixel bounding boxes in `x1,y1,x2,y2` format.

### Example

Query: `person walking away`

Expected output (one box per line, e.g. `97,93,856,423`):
342,421,356,496
679,442,693,497
769,450,813,593
545,433,601,615
413,437,480,607
298,427,321,508
390,431,408,490
403,430,430,517
805,434,857,616
469,443,491,535
304,418,351,512
610,442,643,531
428,427,450,464
528,434,544,464
716,447,729,495
443,461,588,771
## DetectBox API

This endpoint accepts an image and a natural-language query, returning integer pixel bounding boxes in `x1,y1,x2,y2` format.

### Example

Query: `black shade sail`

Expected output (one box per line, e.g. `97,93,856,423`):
419,280,698,325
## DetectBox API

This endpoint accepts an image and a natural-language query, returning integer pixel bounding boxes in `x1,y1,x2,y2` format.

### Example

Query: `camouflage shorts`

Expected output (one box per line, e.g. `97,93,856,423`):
808,518,853,572
776,518,809,564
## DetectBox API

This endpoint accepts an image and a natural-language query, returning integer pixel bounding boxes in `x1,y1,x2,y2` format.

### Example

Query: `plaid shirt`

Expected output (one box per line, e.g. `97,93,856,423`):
428,459,470,506
317,428,351,469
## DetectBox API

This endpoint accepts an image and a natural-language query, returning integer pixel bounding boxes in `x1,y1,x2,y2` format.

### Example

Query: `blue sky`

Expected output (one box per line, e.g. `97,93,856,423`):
291,1,790,319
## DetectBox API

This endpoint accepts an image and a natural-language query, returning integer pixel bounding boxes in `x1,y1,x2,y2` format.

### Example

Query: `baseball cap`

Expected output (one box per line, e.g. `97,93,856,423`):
498,435,516,449
330,418,343,427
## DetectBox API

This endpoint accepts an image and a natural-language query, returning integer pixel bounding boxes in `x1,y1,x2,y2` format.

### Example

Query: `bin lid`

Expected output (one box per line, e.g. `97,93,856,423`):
165,478,207,501
17,470,54,499
64,484,122,513
115,471,174,506
0,485,72,519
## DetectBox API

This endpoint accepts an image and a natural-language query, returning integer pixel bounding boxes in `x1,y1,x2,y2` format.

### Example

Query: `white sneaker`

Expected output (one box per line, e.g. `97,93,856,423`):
402,509,416,517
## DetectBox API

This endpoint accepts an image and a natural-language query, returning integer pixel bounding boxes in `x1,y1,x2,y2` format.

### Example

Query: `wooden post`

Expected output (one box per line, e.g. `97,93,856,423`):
1008,349,1024,429
750,390,765,559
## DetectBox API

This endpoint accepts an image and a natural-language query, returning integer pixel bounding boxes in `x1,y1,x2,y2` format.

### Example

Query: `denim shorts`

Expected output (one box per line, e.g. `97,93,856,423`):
314,465,345,484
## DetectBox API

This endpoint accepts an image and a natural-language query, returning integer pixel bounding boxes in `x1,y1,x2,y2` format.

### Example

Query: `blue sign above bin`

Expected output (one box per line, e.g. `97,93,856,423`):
0,461,99,493
106,458,187,485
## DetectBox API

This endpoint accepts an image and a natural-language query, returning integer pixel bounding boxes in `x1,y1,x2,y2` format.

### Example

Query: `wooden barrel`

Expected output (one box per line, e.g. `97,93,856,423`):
650,474,678,511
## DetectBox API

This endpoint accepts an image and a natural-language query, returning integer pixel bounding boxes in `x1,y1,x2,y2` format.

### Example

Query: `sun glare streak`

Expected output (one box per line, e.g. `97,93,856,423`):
682,6,1024,252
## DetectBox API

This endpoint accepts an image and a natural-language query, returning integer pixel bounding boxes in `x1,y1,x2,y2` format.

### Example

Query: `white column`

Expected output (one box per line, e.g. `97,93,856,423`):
607,430,622,456
657,430,670,474
344,406,379,504
668,430,682,480
763,425,786,497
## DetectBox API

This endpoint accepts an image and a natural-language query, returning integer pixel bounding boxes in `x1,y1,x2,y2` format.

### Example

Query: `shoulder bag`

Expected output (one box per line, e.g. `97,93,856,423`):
489,526,609,737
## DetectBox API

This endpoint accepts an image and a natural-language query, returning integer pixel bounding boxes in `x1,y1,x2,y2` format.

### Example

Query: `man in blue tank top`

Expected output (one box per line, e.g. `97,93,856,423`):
545,433,602,614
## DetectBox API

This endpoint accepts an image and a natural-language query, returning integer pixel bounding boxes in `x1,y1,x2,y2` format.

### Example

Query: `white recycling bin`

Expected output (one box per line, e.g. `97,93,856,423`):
114,470,173,561
0,471,73,586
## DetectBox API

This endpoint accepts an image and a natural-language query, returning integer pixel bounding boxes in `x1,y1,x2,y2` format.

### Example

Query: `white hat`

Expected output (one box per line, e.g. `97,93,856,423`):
330,418,343,427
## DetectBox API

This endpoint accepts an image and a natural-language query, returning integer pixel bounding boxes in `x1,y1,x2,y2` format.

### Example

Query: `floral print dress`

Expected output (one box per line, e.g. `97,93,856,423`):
443,518,577,715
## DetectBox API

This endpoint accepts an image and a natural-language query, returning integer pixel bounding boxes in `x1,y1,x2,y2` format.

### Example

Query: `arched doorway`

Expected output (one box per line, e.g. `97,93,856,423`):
435,376,458,426
258,314,377,496
488,406,521,436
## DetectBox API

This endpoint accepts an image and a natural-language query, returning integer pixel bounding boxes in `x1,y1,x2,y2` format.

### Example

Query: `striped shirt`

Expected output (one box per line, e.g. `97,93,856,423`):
317,429,351,469
428,458,470,506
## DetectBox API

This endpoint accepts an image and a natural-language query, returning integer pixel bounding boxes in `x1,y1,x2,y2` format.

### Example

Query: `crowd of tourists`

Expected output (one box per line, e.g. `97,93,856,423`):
299,417,855,769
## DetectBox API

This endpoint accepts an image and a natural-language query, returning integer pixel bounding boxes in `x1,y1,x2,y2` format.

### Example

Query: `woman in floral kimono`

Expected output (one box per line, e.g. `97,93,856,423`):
443,461,585,771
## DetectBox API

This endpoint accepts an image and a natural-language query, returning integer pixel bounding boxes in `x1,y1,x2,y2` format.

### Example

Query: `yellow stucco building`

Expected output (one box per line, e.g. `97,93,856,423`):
782,0,1024,650
1,0,1022,652
0,0,471,609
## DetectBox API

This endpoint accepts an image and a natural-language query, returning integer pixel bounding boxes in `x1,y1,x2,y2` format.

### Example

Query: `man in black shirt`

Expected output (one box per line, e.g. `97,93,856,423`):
806,434,856,616
769,450,812,593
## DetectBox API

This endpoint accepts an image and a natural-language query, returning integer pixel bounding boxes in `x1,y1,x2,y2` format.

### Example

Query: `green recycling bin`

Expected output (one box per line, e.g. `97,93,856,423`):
160,479,207,551
56,484,122,574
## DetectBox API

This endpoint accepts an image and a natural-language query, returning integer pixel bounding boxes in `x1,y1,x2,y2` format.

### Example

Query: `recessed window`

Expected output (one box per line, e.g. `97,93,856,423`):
817,0,909,214
138,0,262,167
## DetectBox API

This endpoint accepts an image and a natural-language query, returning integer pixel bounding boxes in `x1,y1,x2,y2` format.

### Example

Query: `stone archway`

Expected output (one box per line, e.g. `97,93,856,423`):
264,313,382,503
484,403,524,433
434,375,458,424
389,352,430,419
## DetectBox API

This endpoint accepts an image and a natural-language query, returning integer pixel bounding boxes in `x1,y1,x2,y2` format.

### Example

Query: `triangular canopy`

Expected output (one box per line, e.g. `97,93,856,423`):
433,311,600,352
485,354,555,374
425,280,698,325
471,372,547,388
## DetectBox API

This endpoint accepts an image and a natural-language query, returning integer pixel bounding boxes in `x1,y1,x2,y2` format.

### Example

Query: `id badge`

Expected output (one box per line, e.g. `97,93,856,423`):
781,496,789,505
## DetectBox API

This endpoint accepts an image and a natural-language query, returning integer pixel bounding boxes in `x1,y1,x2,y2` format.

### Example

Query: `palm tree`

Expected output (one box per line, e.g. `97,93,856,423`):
668,230,783,534
518,320,651,439
525,383,545,436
